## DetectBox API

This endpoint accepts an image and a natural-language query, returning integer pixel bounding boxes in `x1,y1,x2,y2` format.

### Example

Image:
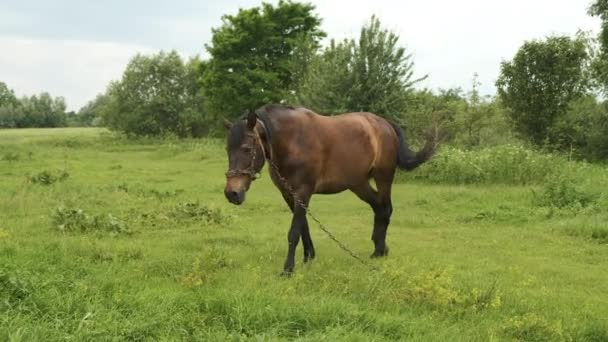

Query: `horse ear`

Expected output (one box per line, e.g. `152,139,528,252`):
246,110,257,129
223,118,232,130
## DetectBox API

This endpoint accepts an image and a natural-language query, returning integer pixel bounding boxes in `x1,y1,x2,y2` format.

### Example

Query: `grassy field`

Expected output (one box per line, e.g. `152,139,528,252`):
1,128,607,341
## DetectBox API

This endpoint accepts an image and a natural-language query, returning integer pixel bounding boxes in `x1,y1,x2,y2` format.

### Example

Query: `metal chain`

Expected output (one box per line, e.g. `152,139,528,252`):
266,158,379,271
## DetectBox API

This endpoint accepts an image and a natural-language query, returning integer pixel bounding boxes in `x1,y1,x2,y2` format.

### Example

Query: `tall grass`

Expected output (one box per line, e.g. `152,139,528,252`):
397,144,595,185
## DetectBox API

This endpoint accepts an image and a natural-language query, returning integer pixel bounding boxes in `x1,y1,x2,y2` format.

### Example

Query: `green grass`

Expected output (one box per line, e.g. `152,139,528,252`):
1,128,608,341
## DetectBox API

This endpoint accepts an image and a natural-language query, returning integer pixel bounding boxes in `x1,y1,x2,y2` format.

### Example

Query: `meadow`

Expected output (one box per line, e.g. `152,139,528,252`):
1,128,607,341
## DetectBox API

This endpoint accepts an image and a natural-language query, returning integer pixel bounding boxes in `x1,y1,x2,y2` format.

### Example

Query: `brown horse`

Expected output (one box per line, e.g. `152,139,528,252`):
223,104,438,275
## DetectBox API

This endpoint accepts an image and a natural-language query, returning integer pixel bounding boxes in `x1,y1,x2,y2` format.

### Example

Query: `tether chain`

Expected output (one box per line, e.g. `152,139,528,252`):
266,158,379,271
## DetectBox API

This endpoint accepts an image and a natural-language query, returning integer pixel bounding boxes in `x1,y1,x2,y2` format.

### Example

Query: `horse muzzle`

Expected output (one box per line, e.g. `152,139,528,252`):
224,188,245,205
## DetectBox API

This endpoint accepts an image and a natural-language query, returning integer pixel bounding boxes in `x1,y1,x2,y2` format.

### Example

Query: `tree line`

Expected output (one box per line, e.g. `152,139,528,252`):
1,0,607,160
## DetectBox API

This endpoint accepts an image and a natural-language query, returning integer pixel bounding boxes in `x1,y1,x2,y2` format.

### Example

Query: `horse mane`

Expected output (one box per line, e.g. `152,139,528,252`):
253,103,295,146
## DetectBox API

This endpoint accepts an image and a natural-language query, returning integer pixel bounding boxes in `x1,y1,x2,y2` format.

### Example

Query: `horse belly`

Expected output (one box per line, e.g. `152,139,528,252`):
313,164,370,194
314,181,350,194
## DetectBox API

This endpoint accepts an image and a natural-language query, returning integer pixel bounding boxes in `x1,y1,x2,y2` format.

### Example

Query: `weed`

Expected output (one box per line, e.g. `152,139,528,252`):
1,151,20,162
177,249,234,288
29,169,70,185
384,266,502,312
52,207,130,235
501,313,564,341
575,320,608,342
115,183,184,200
0,271,32,310
533,173,597,210
564,223,608,244
169,201,230,225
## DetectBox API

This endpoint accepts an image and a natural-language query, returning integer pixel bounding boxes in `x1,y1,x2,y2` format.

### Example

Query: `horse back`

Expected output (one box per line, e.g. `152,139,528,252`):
268,107,398,193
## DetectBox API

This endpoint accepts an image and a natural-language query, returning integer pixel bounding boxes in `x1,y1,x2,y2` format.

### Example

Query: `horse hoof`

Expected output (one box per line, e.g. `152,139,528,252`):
304,250,316,263
280,270,293,277
370,247,389,258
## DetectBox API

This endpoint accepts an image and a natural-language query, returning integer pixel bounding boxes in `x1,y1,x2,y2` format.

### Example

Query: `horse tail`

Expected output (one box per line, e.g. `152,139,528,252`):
388,121,438,171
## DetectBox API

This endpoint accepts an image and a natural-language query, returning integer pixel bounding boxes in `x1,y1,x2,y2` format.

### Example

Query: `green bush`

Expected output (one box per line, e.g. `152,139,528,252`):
397,144,574,185
532,173,597,209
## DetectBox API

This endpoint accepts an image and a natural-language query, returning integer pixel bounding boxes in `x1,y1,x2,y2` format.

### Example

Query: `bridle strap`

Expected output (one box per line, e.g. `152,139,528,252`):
225,119,272,181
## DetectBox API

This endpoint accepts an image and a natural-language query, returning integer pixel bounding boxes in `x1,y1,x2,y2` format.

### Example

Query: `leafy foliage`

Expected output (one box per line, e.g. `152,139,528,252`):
69,94,109,127
548,95,608,160
406,79,512,148
201,0,325,119
589,0,608,94
102,51,207,137
496,34,591,145
295,15,423,122
0,83,69,128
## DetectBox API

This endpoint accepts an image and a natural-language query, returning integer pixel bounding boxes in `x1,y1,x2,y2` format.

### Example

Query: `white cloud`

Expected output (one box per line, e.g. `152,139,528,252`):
0,36,153,111
309,0,600,95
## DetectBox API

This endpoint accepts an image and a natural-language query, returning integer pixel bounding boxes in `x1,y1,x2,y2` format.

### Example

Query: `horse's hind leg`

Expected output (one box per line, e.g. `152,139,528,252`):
371,172,394,257
352,173,393,258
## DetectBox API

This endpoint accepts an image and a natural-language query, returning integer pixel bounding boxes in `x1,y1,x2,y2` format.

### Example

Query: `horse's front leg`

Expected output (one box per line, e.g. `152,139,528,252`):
282,192,311,276
301,216,315,263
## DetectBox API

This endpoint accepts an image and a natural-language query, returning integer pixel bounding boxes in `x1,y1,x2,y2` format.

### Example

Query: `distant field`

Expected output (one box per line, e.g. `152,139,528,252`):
1,128,607,341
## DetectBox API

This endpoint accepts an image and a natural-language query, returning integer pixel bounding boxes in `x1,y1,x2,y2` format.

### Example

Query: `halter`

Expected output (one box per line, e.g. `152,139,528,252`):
224,122,268,181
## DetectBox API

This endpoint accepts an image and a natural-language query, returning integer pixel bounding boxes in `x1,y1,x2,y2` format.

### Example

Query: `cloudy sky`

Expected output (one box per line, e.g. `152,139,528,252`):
0,0,600,111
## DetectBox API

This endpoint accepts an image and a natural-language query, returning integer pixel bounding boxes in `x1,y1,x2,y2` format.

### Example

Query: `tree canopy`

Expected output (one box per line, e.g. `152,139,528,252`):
101,51,207,137
295,15,424,123
496,35,591,145
0,82,68,128
201,0,325,119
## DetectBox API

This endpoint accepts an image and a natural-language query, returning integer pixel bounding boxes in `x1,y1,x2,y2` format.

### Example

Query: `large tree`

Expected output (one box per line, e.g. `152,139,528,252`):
102,51,207,137
589,0,608,92
496,35,591,145
0,82,20,128
295,15,424,122
0,82,18,107
202,0,325,119
0,82,69,128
